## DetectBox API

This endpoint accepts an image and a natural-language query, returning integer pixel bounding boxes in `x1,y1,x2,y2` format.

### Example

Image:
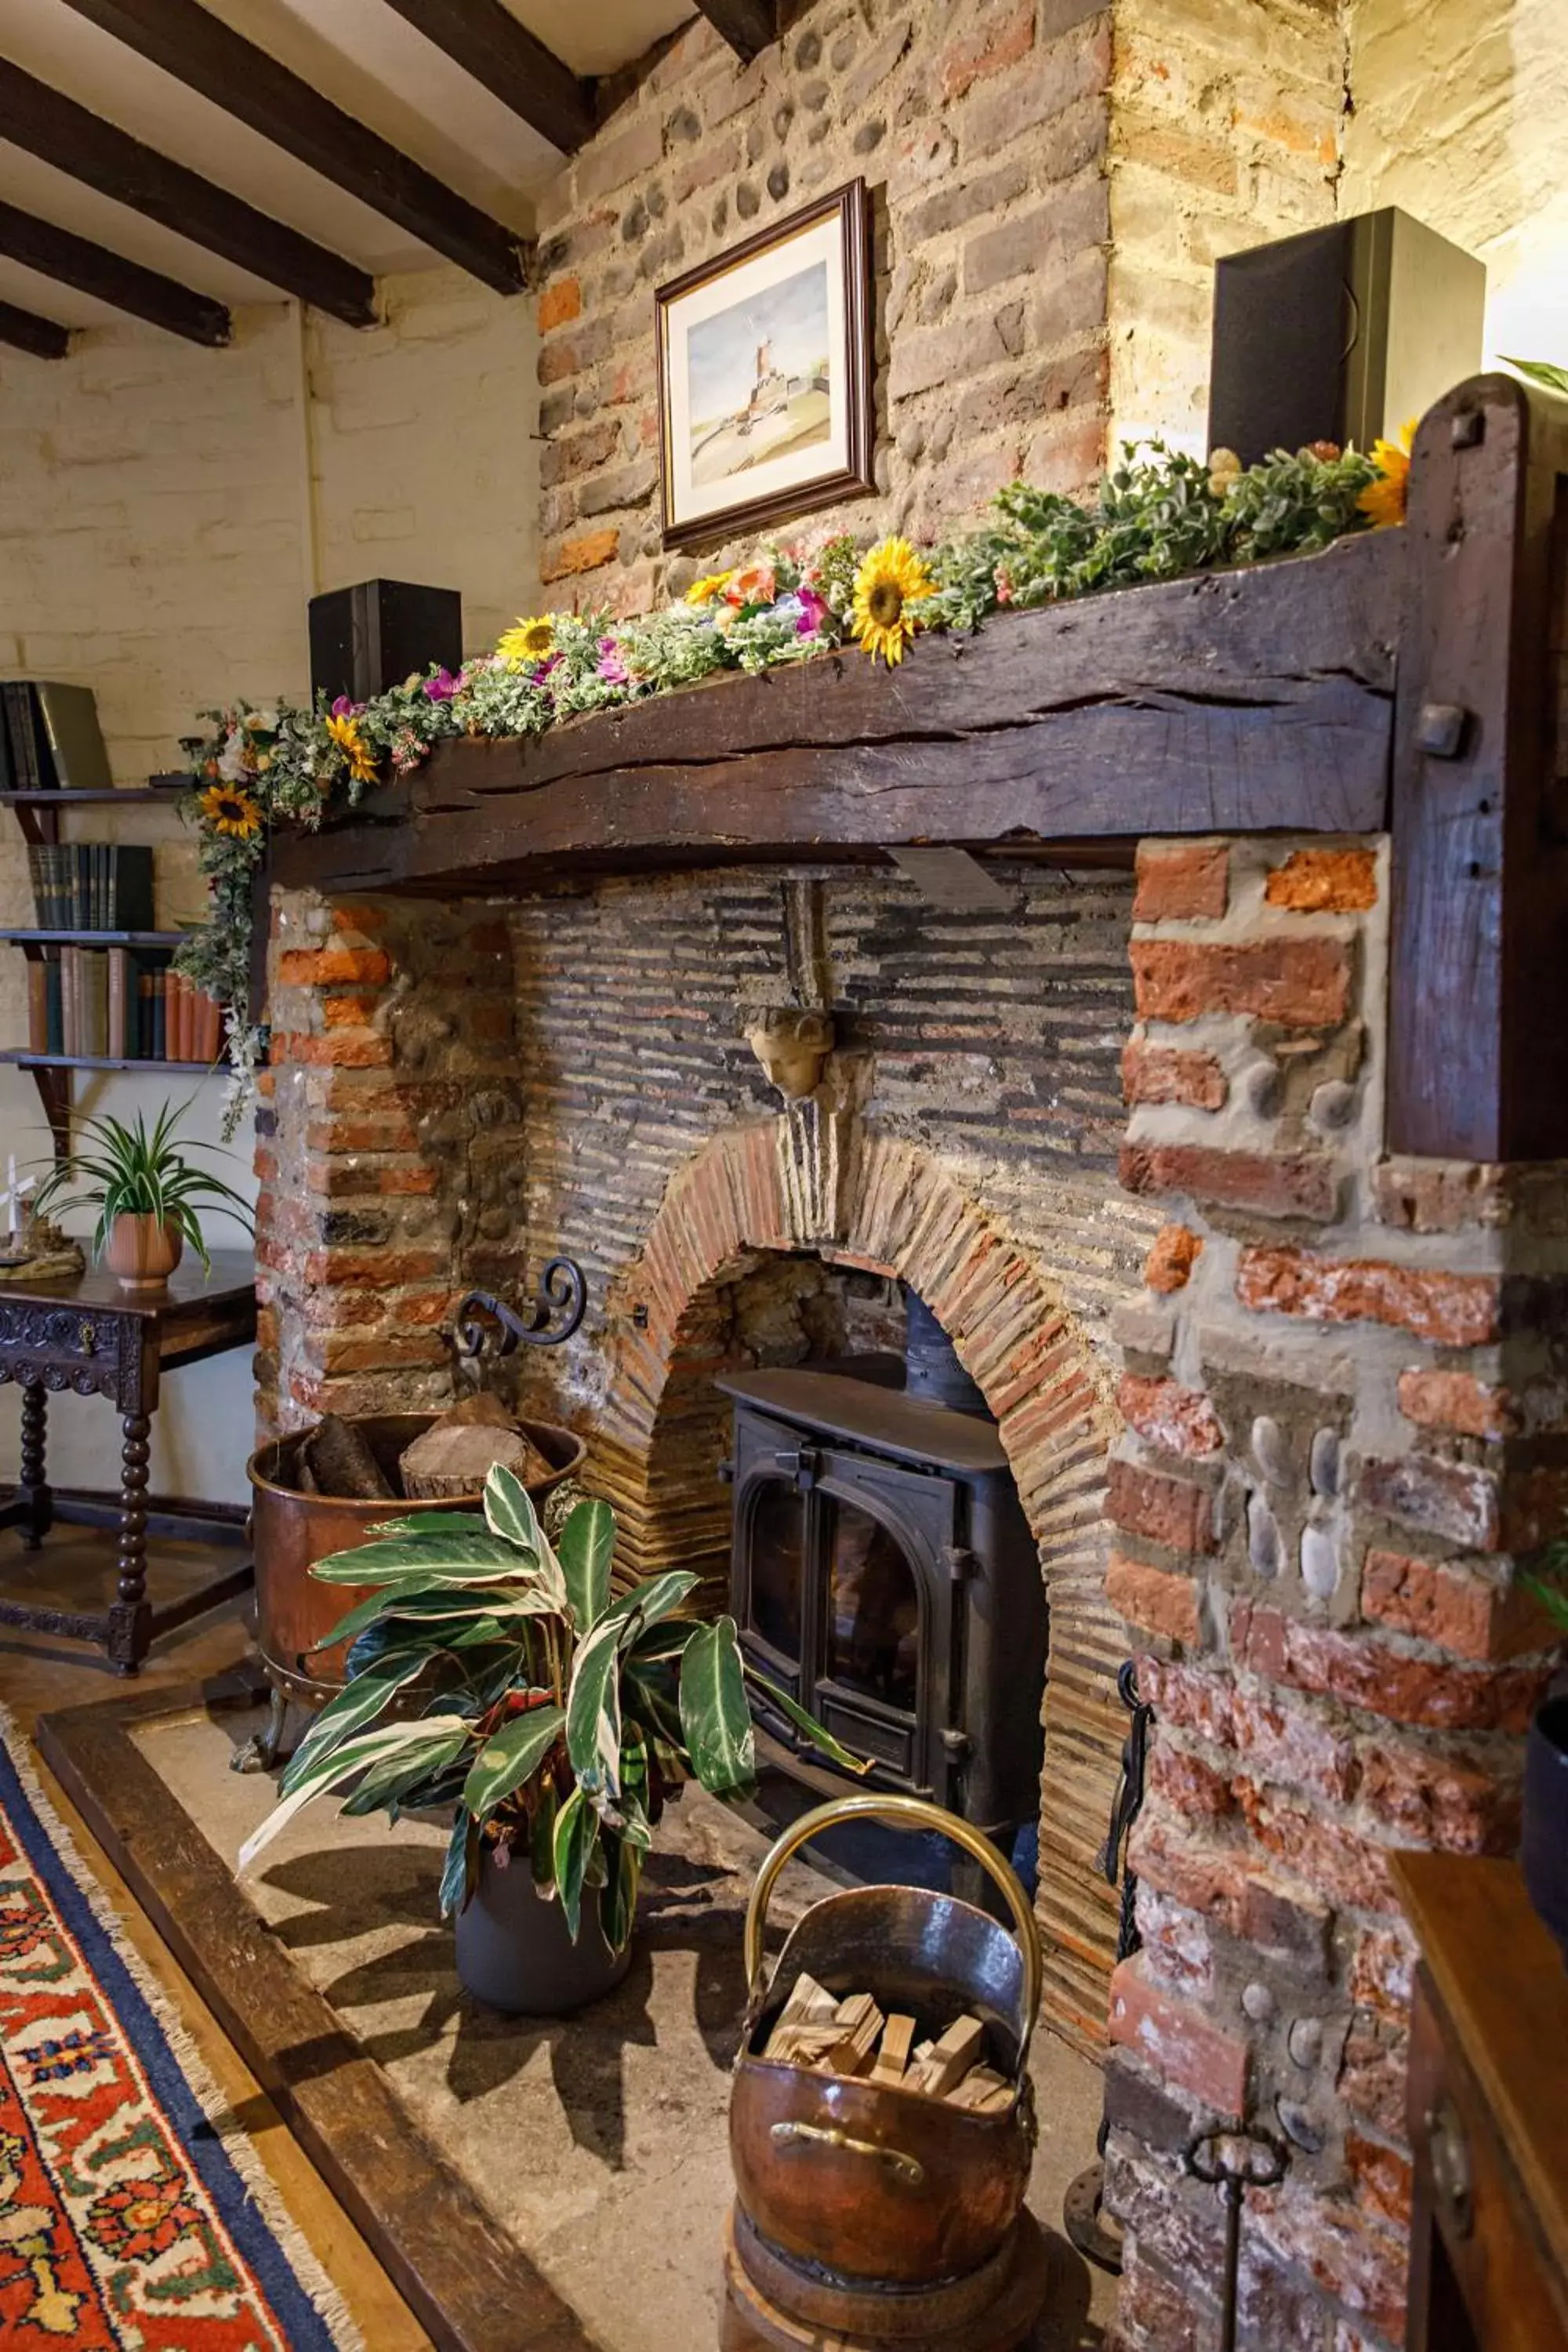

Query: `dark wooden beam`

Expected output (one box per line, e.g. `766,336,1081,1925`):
1388,372,1568,1161
692,0,777,61
57,0,527,296
270,526,1404,899
377,0,597,151
0,200,230,344
0,297,70,358
0,62,376,328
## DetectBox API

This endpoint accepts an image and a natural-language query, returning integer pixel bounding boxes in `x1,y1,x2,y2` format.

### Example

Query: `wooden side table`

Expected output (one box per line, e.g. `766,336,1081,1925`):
1392,1853,1568,2352
0,1250,256,1672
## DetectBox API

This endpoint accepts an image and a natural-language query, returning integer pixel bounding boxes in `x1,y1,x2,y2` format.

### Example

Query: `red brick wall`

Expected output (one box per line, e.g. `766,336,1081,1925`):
1104,834,1568,2352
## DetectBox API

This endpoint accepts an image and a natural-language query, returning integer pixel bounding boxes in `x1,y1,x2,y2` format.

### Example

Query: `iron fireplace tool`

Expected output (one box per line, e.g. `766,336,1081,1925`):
1063,1658,1153,2272
1185,2127,1290,2352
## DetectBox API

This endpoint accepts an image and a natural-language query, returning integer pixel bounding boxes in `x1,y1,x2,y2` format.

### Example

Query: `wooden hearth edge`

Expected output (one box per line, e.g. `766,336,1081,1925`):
35,1682,595,2352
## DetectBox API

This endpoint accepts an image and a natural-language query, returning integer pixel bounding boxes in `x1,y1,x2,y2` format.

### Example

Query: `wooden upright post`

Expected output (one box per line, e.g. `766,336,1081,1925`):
1388,372,1568,1161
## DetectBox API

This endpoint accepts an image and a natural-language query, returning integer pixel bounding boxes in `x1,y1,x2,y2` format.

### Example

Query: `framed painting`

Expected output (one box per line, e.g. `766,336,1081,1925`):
655,179,875,550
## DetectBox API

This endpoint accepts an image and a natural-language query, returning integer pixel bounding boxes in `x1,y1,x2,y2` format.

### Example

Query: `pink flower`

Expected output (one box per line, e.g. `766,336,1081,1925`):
596,638,630,685
793,587,829,636
531,652,563,685
423,668,460,702
330,695,364,718
994,567,1014,607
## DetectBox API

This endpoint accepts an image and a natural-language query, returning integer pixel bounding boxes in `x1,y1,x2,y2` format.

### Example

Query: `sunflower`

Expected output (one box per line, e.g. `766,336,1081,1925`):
684,568,737,607
851,537,935,666
1358,418,1417,529
198,781,262,840
497,614,557,665
324,712,378,785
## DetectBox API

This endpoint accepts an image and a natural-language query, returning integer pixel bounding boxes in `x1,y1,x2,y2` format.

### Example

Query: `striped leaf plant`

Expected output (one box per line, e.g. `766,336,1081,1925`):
240,1465,867,1953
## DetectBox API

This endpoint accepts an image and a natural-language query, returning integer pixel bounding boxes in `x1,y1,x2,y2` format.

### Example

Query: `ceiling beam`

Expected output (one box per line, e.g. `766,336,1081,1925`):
0,62,377,329
0,199,230,343
691,0,777,62
0,298,71,359
377,0,597,152
56,0,528,296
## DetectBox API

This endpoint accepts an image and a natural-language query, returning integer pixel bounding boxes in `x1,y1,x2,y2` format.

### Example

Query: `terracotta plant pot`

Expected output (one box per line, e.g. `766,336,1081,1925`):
103,1211,184,1292
454,1846,633,2016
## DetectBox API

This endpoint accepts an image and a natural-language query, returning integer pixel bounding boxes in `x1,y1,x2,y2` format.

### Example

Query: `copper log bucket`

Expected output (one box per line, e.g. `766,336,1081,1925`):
730,1794,1042,2288
245,1411,586,1709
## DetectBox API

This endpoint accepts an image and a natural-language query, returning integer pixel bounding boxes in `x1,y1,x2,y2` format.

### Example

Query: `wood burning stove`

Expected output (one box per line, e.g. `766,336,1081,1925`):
718,1297,1045,1858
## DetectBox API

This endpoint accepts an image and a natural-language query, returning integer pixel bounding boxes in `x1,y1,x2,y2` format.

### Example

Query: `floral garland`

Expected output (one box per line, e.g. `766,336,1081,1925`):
178,432,1406,1132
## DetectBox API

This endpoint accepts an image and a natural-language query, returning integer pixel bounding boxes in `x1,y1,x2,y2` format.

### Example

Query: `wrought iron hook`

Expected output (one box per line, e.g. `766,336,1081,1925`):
454,1258,587,1358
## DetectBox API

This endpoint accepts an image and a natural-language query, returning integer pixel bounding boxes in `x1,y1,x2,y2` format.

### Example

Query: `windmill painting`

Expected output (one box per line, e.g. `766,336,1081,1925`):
655,181,875,547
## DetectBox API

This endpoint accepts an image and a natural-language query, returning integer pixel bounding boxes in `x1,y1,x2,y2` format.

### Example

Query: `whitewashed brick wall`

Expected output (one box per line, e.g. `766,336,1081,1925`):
0,267,541,1502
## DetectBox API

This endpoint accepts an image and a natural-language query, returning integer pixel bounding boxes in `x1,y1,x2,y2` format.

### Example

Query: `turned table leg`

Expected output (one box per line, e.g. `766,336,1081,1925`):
18,1381,53,1549
107,1412,152,1675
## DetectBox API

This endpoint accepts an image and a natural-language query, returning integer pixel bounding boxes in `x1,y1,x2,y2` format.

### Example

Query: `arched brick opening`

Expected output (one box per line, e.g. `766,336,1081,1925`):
591,1103,1128,2049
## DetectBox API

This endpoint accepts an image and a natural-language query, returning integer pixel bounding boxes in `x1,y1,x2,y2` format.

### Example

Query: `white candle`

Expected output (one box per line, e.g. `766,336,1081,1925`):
5,1156,16,1241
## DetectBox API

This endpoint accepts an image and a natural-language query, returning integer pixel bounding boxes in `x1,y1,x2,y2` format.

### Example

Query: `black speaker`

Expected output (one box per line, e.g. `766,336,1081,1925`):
307,579,463,706
1207,208,1486,465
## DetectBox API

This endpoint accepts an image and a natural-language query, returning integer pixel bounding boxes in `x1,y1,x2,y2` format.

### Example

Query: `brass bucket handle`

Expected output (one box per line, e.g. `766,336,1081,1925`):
743,1793,1042,2070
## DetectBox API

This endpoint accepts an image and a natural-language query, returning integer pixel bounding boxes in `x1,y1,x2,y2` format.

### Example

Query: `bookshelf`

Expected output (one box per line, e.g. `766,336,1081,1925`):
2,772,226,1156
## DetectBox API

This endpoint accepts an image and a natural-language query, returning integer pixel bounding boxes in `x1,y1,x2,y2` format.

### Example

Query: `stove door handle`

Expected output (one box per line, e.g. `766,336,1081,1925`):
769,2120,925,2188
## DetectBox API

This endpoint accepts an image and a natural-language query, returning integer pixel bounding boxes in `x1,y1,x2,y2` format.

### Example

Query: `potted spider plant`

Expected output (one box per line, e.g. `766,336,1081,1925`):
240,1467,866,2014
34,1101,252,1292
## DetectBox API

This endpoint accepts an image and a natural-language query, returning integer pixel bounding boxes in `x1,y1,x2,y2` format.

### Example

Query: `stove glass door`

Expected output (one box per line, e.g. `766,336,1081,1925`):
824,1495,920,1712
747,1478,806,1662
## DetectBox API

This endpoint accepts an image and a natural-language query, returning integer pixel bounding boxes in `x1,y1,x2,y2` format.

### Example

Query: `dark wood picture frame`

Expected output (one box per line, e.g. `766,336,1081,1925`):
655,178,875,551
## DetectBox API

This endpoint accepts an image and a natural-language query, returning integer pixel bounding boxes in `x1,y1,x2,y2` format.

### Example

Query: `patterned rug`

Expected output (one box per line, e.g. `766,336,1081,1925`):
0,1707,359,2348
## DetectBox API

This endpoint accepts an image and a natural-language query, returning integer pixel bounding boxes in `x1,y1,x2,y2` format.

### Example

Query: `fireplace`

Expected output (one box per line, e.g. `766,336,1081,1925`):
719,1293,1045,1860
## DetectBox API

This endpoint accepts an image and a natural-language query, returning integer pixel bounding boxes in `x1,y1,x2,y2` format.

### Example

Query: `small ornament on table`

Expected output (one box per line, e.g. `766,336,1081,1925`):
0,1160,85,1282
0,1160,38,1266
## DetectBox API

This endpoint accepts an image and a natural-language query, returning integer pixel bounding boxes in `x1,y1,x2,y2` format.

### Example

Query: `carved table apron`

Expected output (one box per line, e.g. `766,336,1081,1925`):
0,1251,257,1671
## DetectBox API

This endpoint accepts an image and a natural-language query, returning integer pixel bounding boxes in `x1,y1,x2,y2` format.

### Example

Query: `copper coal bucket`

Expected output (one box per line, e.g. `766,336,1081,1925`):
730,1795,1042,2293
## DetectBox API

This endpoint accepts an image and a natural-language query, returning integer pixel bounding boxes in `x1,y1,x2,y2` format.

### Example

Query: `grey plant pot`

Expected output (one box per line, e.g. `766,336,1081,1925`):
453,1848,633,2016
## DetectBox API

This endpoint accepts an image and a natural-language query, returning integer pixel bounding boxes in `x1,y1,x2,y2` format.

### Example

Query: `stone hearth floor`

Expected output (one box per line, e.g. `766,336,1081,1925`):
137,1696,1116,2350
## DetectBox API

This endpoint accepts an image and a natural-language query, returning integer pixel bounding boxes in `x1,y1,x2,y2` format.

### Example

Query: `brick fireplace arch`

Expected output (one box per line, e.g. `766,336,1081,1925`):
590,1101,1128,2049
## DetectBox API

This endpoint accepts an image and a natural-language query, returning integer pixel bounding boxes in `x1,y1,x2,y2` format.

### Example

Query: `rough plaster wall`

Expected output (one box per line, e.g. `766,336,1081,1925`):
1341,0,1568,364
0,270,542,1502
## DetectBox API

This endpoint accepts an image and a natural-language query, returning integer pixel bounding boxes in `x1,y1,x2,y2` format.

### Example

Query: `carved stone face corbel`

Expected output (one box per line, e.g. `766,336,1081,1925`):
745,1007,835,1100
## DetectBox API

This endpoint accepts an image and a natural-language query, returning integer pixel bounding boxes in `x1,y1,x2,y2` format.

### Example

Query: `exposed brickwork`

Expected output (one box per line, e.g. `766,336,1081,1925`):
1145,1222,1203,1292
1132,840,1229,923
529,0,1118,604
1265,847,1380,913
1120,1040,1227,1109
1105,828,1568,2352
264,861,1152,2056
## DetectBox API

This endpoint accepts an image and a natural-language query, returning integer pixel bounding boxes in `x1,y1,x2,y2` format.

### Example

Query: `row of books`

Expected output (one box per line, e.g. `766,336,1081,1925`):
26,843,157,933
27,950,223,1064
0,682,113,792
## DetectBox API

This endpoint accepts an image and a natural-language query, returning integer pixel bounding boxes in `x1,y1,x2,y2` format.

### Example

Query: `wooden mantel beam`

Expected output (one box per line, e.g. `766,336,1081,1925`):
691,0,778,62
0,199,230,344
0,62,377,329
377,0,598,153
56,0,528,296
0,297,71,359
270,527,1405,900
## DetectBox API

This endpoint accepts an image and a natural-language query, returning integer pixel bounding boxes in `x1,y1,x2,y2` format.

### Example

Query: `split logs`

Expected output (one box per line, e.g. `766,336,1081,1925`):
763,1973,1013,2113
